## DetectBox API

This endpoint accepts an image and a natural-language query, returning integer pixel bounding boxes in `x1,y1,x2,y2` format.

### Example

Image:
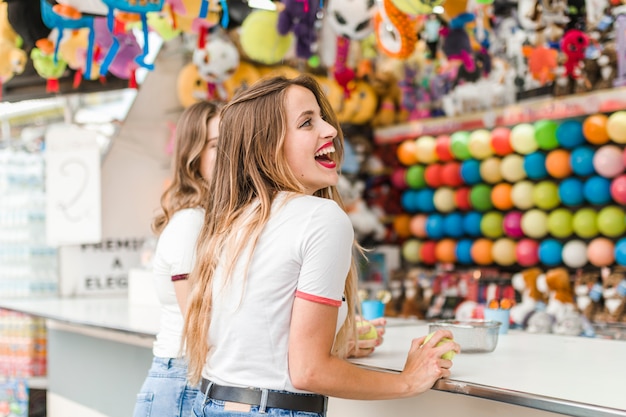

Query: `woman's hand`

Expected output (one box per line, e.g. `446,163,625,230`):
348,317,387,358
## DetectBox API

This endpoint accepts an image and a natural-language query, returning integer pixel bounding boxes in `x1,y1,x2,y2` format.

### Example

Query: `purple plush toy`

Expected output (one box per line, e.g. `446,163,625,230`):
277,0,322,59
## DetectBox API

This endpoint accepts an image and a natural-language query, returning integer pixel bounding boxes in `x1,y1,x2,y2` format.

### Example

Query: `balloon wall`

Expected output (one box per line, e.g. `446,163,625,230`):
395,110,626,269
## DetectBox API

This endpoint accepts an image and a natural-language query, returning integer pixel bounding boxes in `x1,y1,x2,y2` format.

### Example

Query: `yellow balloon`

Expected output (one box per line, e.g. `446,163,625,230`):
492,238,517,266
521,209,548,238
415,135,438,164
511,181,535,210
433,187,456,212
480,157,502,184
607,111,626,144
510,123,538,154
468,129,494,159
500,154,527,182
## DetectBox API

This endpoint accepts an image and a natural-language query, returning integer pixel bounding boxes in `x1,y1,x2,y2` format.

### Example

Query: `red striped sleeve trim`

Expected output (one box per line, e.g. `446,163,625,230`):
296,290,342,307
171,274,189,282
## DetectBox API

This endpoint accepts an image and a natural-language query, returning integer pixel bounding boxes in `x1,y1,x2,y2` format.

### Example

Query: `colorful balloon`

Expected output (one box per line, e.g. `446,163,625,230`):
532,181,560,210
615,238,626,266
583,113,610,145
456,239,474,264
538,239,563,266
455,187,472,210
607,111,626,143
397,139,419,165
584,176,612,205
441,162,464,187
450,131,472,160
500,154,526,182
491,127,513,155
510,123,538,154
502,211,524,238
420,241,438,264
409,214,428,237
610,175,626,205
416,135,438,164
587,238,615,267
425,214,445,239
556,120,585,148
435,134,454,161
402,239,421,263
393,213,412,238
558,178,585,206
468,129,494,159
416,188,436,212
562,240,588,268
471,238,494,265
547,208,574,238
521,209,548,238
443,212,465,238
593,145,624,178
424,164,443,187
391,168,408,189
492,238,517,266
436,239,457,263
433,187,456,212
597,206,626,237
545,149,572,179
460,159,482,185
405,165,426,189
523,152,548,180
534,119,559,150
570,146,596,176
463,211,483,236
572,208,598,238
480,211,504,238
511,181,535,210
516,239,539,266
480,157,503,184
470,184,493,211
491,183,513,210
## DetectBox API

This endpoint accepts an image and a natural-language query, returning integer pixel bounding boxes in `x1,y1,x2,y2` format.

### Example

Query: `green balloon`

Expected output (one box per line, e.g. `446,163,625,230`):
533,181,560,210
450,131,471,160
547,208,574,238
480,211,504,238
534,120,559,150
573,208,598,238
597,206,626,237
406,165,426,189
470,184,493,211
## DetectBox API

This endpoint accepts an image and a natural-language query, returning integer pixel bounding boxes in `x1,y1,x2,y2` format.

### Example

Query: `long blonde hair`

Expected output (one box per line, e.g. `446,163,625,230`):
184,75,360,385
152,101,222,234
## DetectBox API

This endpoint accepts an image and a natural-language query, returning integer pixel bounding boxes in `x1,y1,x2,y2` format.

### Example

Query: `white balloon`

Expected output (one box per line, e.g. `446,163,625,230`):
562,240,588,268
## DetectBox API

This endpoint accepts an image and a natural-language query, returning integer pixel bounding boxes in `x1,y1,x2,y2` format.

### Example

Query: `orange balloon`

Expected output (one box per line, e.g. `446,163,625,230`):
583,114,610,145
491,183,513,210
436,239,457,263
393,214,412,238
409,214,428,238
545,149,572,178
397,140,419,166
471,238,494,265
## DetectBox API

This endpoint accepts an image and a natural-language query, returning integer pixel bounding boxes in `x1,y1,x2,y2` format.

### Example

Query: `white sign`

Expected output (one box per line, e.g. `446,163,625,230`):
59,238,145,296
45,124,102,246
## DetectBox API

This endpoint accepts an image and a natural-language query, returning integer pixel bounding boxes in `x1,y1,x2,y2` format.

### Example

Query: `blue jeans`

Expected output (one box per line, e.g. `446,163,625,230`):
191,386,325,417
132,356,199,417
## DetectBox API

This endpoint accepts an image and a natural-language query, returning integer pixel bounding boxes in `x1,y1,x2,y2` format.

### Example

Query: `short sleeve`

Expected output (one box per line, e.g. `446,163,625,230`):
296,200,354,306
159,209,205,278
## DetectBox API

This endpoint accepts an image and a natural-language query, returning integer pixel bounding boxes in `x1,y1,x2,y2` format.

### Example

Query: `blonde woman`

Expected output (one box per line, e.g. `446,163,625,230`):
133,101,221,417
184,75,459,417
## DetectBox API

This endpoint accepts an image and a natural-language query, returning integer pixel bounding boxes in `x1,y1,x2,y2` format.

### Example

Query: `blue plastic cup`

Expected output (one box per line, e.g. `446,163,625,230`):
484,308,510,334
361,300,385,321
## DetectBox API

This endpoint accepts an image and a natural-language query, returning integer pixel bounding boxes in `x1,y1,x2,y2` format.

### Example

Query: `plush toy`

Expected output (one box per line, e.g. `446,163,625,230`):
369,68,407,127
573,271,602,321
30,38,68,93
277,0,322,59
176,62,208,108
239,9,293,65
191,29,239,99
223,60,261,100
599,270,626,323
336,175,386,244
544,267,577,324
93,16,141,86
526,310,554,333
374,0,418,59
335,79,378,125
0,1,27,97
441,12,476,73
509,267,546,327
594,44,618,89
560,29,589,79
4,0,50,52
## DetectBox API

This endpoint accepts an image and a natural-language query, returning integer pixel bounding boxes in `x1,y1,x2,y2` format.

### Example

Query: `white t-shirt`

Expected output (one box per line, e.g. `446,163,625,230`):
152,208,204,358
204,193,354,393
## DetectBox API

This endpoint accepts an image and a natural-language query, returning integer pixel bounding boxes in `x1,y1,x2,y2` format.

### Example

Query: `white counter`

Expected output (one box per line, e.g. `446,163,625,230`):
1,297,625,417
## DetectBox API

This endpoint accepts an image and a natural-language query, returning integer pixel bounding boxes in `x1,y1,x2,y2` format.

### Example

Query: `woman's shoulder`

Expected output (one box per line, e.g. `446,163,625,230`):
163,207,205,234
279,193,350,223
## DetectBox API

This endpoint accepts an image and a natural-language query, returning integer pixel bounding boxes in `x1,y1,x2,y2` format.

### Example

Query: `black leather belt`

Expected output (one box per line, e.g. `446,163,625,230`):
200,378,327,414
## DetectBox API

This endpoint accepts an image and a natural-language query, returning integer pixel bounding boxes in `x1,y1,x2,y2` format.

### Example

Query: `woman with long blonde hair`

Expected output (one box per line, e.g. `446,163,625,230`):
184,75,459,417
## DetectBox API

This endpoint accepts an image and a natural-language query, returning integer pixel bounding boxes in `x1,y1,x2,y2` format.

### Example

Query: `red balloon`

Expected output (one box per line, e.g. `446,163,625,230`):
611,175,626,205
491,127,513,156
424,164,443,188
420,241,438,264
455,187,472,210
441,162,464,187
516,239,539,266
390,168,408,189
435,135,454,161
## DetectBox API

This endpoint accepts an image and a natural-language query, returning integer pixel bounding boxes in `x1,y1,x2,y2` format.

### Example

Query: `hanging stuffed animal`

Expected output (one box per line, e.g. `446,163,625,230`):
374,0,418,59
441,12,476,73
560,28,589,79
4,0,50,52
93,16,142,87
0,1,27,98
30,38,68,93
191,28,239,100
239,9,293,65
277,0,324,60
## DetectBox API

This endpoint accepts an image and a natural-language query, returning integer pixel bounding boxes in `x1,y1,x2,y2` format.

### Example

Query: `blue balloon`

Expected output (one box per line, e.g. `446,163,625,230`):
524,152,548,179
570,146,596,177
401,190,419,213
584,176,612,205
425,214,445,239
538,239,563,266
556,120,585,149
456,239,474,264
615,238,626,266
443,212,465,238
460,159,482,185
463,211,483,237
558,178,584,206
416,188,436,212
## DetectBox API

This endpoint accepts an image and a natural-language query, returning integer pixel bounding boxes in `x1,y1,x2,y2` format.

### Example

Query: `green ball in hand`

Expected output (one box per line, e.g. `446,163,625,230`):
357,321,378,340
423,331,456,360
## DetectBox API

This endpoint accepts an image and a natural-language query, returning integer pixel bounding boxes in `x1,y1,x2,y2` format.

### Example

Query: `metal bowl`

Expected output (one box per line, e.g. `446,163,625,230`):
429,319,501,353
